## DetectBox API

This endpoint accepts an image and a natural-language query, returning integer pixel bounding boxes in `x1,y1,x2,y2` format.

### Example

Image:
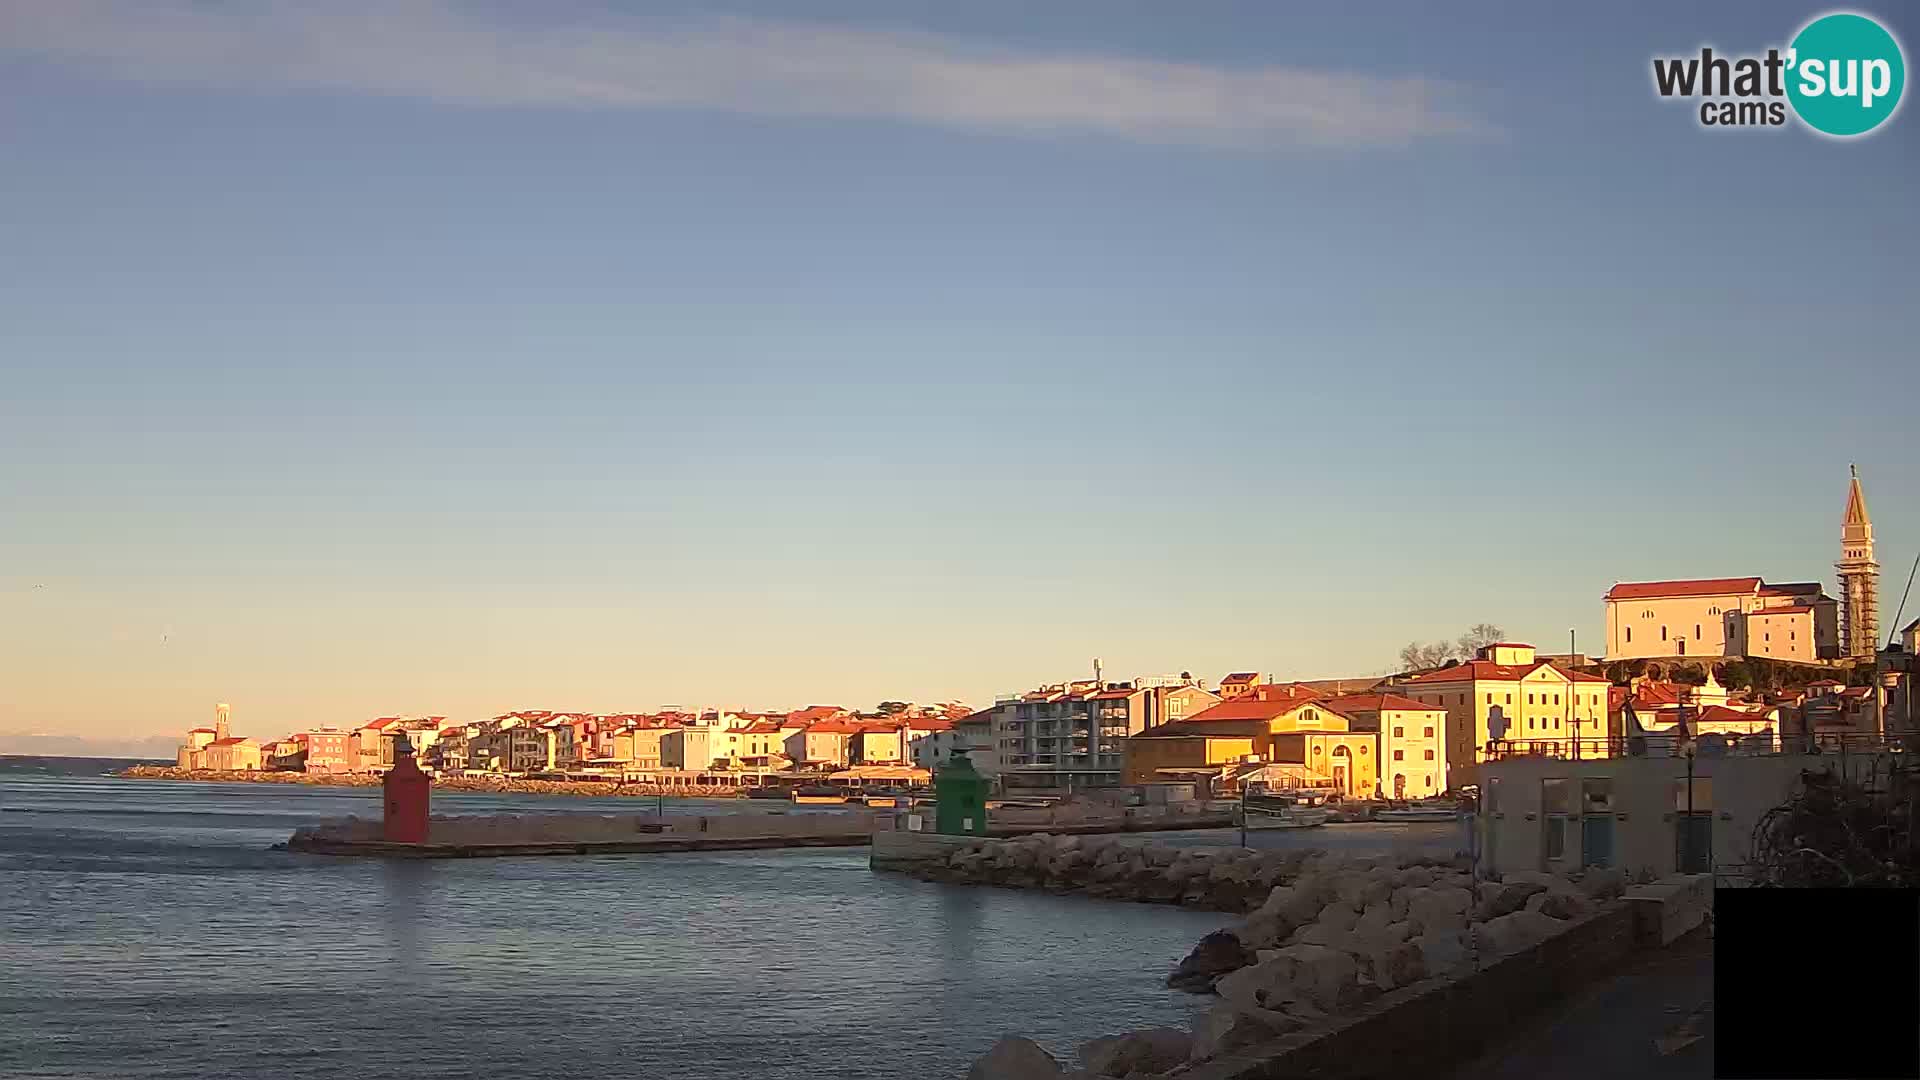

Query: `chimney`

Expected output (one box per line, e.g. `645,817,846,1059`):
1094,657,1103,687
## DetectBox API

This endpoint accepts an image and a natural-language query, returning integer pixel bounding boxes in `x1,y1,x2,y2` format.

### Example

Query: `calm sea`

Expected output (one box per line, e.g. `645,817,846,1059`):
1,765,1242,1080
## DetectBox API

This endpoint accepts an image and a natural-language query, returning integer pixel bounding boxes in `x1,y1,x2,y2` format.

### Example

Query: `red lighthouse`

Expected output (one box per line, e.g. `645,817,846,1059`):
382,732,431,844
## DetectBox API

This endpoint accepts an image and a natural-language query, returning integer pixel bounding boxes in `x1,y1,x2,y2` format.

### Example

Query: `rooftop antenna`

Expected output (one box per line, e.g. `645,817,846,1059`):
1093,657,1103,686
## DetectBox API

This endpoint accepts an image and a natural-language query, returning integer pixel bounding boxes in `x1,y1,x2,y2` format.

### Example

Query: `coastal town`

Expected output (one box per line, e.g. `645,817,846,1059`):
160,468,1919,818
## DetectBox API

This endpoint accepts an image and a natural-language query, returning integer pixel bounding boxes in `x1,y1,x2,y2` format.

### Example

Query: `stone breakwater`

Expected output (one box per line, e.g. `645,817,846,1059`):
117,765,744,799
897,832,1462,914
936,837,1635,1079
290,809,879,850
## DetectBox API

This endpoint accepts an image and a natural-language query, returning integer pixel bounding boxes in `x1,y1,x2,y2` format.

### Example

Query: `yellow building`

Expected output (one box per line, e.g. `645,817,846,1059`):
201,737,263,771
1399,643,1610,787
1322,693,1450,799
1122,685,1377,797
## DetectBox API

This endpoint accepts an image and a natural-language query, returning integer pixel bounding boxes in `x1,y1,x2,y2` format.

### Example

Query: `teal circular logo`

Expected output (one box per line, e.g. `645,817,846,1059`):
1786,13,1906,136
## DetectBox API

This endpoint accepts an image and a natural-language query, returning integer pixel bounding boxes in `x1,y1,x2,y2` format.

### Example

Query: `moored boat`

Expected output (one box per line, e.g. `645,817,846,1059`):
1242,803,1330,830
791,783,848,805
1373,799,1465,822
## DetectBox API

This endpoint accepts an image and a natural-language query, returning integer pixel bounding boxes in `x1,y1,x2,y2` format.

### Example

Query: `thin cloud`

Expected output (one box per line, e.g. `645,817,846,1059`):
0,1,1494,149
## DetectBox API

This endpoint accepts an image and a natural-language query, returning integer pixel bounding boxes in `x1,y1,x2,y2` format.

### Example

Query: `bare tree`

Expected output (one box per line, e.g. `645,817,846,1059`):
1397,623,1506,673
1456,623,1506,659
1397,640,1456,672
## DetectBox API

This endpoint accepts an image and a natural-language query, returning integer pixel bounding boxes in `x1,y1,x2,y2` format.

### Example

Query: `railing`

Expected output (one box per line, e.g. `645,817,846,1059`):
1484,733,1905,761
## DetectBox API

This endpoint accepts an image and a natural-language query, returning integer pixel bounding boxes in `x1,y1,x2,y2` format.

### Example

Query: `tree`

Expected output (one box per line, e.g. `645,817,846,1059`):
1456,623,1506,659
875,701,912,717
1397,640,1456,672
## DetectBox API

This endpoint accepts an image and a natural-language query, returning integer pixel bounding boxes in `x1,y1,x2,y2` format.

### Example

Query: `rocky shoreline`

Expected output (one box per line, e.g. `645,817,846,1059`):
936,836,1633,1078
114,765,746,799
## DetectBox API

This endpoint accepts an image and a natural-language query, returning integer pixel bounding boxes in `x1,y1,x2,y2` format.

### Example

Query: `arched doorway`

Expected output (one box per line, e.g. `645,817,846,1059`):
1332,745,1350,795
1394,774,1407,799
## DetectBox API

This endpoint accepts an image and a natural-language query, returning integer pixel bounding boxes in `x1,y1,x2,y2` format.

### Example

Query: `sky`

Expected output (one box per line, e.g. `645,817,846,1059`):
2,1,1915,748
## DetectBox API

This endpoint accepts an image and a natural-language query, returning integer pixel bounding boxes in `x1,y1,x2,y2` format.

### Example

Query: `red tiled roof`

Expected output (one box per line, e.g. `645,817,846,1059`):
186,727,216,734
1748,605,1814,615
804,719,861,734
787,706,849,723
1320,692,1445,714
1698,705,1773,724
1605,577,1762,601
1221,673,1259,683
1408,660,1608,685
1175,688,1326,725
207,737,251,747
1092,688,1134,700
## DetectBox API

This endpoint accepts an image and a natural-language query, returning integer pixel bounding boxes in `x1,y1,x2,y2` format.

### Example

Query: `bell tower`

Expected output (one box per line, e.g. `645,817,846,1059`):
1837,464,1879,658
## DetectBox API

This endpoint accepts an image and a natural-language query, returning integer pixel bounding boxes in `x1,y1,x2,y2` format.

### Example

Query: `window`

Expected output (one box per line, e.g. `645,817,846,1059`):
1553,694,1560,705
1543,779,1570,861
1626,627,1632,643
1505,694,1512,704
1583,778,1614,813
1528,718,1536,730
1765,633,1770,642
1394,749,1405,761
1425,775,1433,788
1790,631,1796,641
1424,749,1435,760
1673,777,1713,811
1695,624,1702,639
1528,693,1535,705
1393,726,1405,737
1359,745,1368,755
1661,626,1668,641
1312,744,1322,754
1424,726,1434,737
1485,693,1493,704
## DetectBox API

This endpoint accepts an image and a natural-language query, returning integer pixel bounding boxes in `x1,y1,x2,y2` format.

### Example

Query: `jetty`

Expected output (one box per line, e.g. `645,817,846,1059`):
284,807,1237,859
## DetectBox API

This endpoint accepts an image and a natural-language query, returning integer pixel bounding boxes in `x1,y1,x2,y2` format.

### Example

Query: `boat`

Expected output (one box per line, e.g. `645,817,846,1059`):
1373,800,1465,822
1242,803,1330,830
745,785,793,800
791,784,848,805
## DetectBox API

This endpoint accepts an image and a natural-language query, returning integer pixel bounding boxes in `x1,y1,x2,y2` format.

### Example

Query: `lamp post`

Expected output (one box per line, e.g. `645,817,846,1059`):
1569,628,1579,761
1681,736,1698,873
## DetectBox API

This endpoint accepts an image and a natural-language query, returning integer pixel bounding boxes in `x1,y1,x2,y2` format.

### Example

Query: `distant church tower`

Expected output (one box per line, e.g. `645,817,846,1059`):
1837,464,1879,658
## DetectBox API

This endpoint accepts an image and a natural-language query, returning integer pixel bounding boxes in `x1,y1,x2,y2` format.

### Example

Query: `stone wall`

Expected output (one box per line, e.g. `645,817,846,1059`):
1180,904,1637,1080
955,850,1668,1079
891,832,1380,913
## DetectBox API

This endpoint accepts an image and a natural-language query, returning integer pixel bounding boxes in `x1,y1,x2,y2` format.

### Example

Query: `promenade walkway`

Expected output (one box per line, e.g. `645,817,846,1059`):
1446,923,1713,1080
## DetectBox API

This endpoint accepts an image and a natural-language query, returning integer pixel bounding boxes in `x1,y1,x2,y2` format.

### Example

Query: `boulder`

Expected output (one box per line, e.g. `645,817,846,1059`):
1474,910,1567,957
1258,942,1361,1012
1189,1002,1288,1063
1315,901,1361,933
1525,889,1595,921
1578,866,1626,900
1392,865,1437,889
1500,870,1567,889
1078,1028,1192,1077
1412,930,1471,979
1167,929,1254,992
1354,901,1396,938
1472,881,1547,922
967,1036,1062,1080
1405,885,1473,936
1354,936,1426,991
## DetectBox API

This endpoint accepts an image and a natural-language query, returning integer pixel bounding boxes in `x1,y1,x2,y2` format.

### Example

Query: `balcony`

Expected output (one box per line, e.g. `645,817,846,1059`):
1483,732,1901,762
